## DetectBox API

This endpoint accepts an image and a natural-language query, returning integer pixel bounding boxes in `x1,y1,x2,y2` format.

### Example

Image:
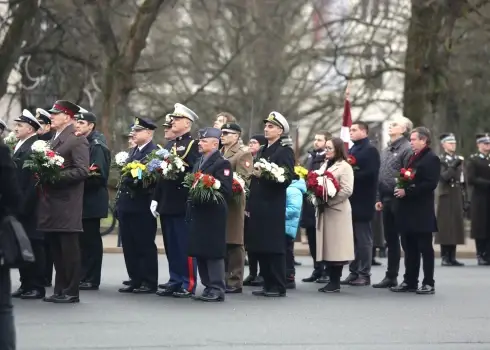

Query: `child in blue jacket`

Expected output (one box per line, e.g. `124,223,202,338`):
285,174,307,289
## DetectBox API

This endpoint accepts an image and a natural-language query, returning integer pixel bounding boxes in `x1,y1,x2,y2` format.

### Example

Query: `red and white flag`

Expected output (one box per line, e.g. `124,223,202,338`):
339,85,353,150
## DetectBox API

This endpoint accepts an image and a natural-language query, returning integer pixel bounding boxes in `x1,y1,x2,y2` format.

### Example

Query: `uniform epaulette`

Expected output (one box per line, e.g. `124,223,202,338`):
469,153,478,159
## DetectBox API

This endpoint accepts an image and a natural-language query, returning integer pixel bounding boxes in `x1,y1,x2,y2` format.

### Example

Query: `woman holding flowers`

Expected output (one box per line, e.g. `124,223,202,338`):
247,111,295,298
314,137,354,293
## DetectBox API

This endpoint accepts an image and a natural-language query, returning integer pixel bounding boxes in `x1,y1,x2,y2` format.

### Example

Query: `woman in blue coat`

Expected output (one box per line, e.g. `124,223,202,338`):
285,174,306,289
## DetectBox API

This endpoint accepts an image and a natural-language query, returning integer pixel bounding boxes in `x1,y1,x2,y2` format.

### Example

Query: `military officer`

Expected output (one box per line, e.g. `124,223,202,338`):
466,133,490,265
219,122,253,293
10,110,45,299
36,108,53,141
188,127,233,302
75,112,111,290
152,103,200,298
117,117,159,293
435,133,466,266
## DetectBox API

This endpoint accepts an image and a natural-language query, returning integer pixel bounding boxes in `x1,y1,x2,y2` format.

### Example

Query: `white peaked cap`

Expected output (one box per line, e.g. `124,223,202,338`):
36,108,50,118
170,103,199,122
14,109,42,130
264,111,290,134
78,106,89,114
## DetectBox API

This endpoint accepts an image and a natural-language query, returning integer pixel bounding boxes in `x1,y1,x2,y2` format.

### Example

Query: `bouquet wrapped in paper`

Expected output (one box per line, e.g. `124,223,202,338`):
184,171,224,204
253,158,287,183
23,140,64,187
306,169,340,207
231,173,248,202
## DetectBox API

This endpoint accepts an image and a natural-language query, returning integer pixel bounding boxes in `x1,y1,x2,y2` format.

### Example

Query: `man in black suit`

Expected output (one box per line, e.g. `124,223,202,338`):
10,109,46,299
391,127,440,295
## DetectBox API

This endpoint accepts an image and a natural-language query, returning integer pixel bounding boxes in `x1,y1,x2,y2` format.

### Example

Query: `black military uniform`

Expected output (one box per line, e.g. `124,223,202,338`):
117,118,159,293
10,110,46,299
76,113,111,290
466,133,490,265
300,149,327,283
152,103,200,298
434,133,466,266
35,108,55,286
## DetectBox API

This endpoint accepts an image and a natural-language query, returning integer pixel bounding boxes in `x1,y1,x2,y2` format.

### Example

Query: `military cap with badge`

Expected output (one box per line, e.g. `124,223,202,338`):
162,114,173,128
198,127,222,140
36,108,51,125
439,133,457,144
263,111,290,134
169,103,199,122
131,117,157,131
48,100,81,118
76,112,97,124
476,133,490,144
14,109,42,131
221,123,242,135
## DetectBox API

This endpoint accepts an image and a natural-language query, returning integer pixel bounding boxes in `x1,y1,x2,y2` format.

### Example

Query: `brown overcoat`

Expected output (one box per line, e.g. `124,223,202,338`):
222,142,253,245
37,124,89,232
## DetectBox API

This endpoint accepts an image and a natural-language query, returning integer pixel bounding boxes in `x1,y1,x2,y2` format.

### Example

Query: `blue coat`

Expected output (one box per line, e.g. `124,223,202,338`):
348,138,380,222
285,179,306,239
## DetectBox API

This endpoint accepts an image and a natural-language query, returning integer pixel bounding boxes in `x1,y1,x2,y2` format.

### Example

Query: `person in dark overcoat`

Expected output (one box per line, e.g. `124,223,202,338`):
10,110,46,300
391,127,440,295
116,117,159,294
247,111,295,297
343,122,380,286
300,131,329,283
466,133,490,265
35,108,55,287
434,133,466,266
187,128,233,302
37,100,90,303
75,112,111,290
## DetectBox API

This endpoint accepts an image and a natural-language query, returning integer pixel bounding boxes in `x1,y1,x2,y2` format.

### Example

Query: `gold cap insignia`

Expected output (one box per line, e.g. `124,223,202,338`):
267,114,275,121
134,118,139,125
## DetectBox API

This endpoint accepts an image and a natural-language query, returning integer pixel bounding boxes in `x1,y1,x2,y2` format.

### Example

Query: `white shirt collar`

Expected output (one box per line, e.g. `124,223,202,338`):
14,133,36,153
138,141,151,151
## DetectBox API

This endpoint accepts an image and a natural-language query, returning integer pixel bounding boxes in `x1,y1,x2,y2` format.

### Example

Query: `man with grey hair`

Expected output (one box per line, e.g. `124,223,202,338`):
372,116,413,289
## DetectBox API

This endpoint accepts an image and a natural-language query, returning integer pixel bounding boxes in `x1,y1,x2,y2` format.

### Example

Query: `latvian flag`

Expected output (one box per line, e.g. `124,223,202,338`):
340,92,353,150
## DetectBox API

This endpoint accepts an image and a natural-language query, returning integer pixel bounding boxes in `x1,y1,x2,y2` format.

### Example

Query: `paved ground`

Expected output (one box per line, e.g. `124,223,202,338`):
11,255,490,350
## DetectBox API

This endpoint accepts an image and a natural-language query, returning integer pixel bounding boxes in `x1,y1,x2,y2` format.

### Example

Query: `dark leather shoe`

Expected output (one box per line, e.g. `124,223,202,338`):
133,285,157,294
302,272,320,283
200,293,225,302
252,289,266,296
372,259,382,266
122,280,132,286
11,288,24,298
416,284,435,295
318,282,340,293
477,256,490,266
43,294,61,302
451,259,464,266
156,287,178,297
79,282,99,291
340,274,357,285
172,288,193,298
118,285,138,293
349,277,370,286
52,295,80,303
225,287,243,294
390,282,417,293
20,290,45,300
294,260,302,266
243,275,256,286
316,275,330,284
250,276,264,286
372,277,398,288
263,290,286,297
441,257,453,266
286,280,296,289
158,282,170,289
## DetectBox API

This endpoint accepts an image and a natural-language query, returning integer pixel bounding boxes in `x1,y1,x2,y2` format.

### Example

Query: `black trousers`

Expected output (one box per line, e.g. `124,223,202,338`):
0,268,15,350
257,253,286,293
79,218,103,286
440,244,457,258
382,200,403,279
285,236,295,280
475,238,490,258
247,252,260,276
44,239,53,285
119,211,158,288
305,226,318,270
18,238,46,293
47,232,81,297
401,232,435,287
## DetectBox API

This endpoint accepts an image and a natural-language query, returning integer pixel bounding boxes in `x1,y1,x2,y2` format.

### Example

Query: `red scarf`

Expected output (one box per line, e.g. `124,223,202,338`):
407,146,428,168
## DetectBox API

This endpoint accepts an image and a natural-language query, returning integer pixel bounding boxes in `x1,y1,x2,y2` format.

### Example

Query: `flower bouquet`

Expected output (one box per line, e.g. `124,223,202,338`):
114,151,129,169
3,131,17,150
120,161,157,188
347,155,360,170
232,173,247,202
88,164,100,177
253,158,287,183
152,148,186,180
183,171,224,204
396,168,415,189
306,169,340,206
294,165,308,179
23,140,64,187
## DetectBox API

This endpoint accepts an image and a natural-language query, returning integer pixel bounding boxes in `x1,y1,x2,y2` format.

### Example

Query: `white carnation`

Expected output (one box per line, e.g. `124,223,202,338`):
277,175,285,183
160,161,168,170
213,179,221,190
180,166,185,172
115,151,129,166
31,140,48,153
277,167,285,175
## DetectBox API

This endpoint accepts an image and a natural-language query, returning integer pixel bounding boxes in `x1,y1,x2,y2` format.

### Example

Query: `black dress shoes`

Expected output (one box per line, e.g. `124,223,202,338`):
122,280,132,286
225,287,243,294
252,289,266,296
158,282,170,289
302,273,320,283
11,288,25,298
372,277,398,288
43,293,62,302
318,282,340,293
173,288,193,298
52,295,80,303
389,282,417,293
340,274,357,285
263,290,286,297
156,287,177,297
200,293,225,302
20,290,45,300
416,284,435,295
79,282,99,291
133,284,157,294
118,285,139,293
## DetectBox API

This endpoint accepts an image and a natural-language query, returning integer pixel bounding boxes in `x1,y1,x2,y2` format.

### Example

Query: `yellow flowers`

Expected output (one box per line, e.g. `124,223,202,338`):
123,161,146,171
294,165,308,179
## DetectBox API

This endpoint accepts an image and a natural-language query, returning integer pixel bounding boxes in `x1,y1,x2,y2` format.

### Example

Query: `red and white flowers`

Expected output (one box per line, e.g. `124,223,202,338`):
184,171,224,203
232,173,247,201
396,168,415,189
24,140,64,186
306,169,340,206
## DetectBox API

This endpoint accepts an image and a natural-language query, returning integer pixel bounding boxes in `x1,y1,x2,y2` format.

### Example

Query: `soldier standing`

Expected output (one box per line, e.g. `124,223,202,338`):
117,118,159,293
219,122,253,294
75,112,111,289
466,133,490,265
152,103,200,298
434,133,466,266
